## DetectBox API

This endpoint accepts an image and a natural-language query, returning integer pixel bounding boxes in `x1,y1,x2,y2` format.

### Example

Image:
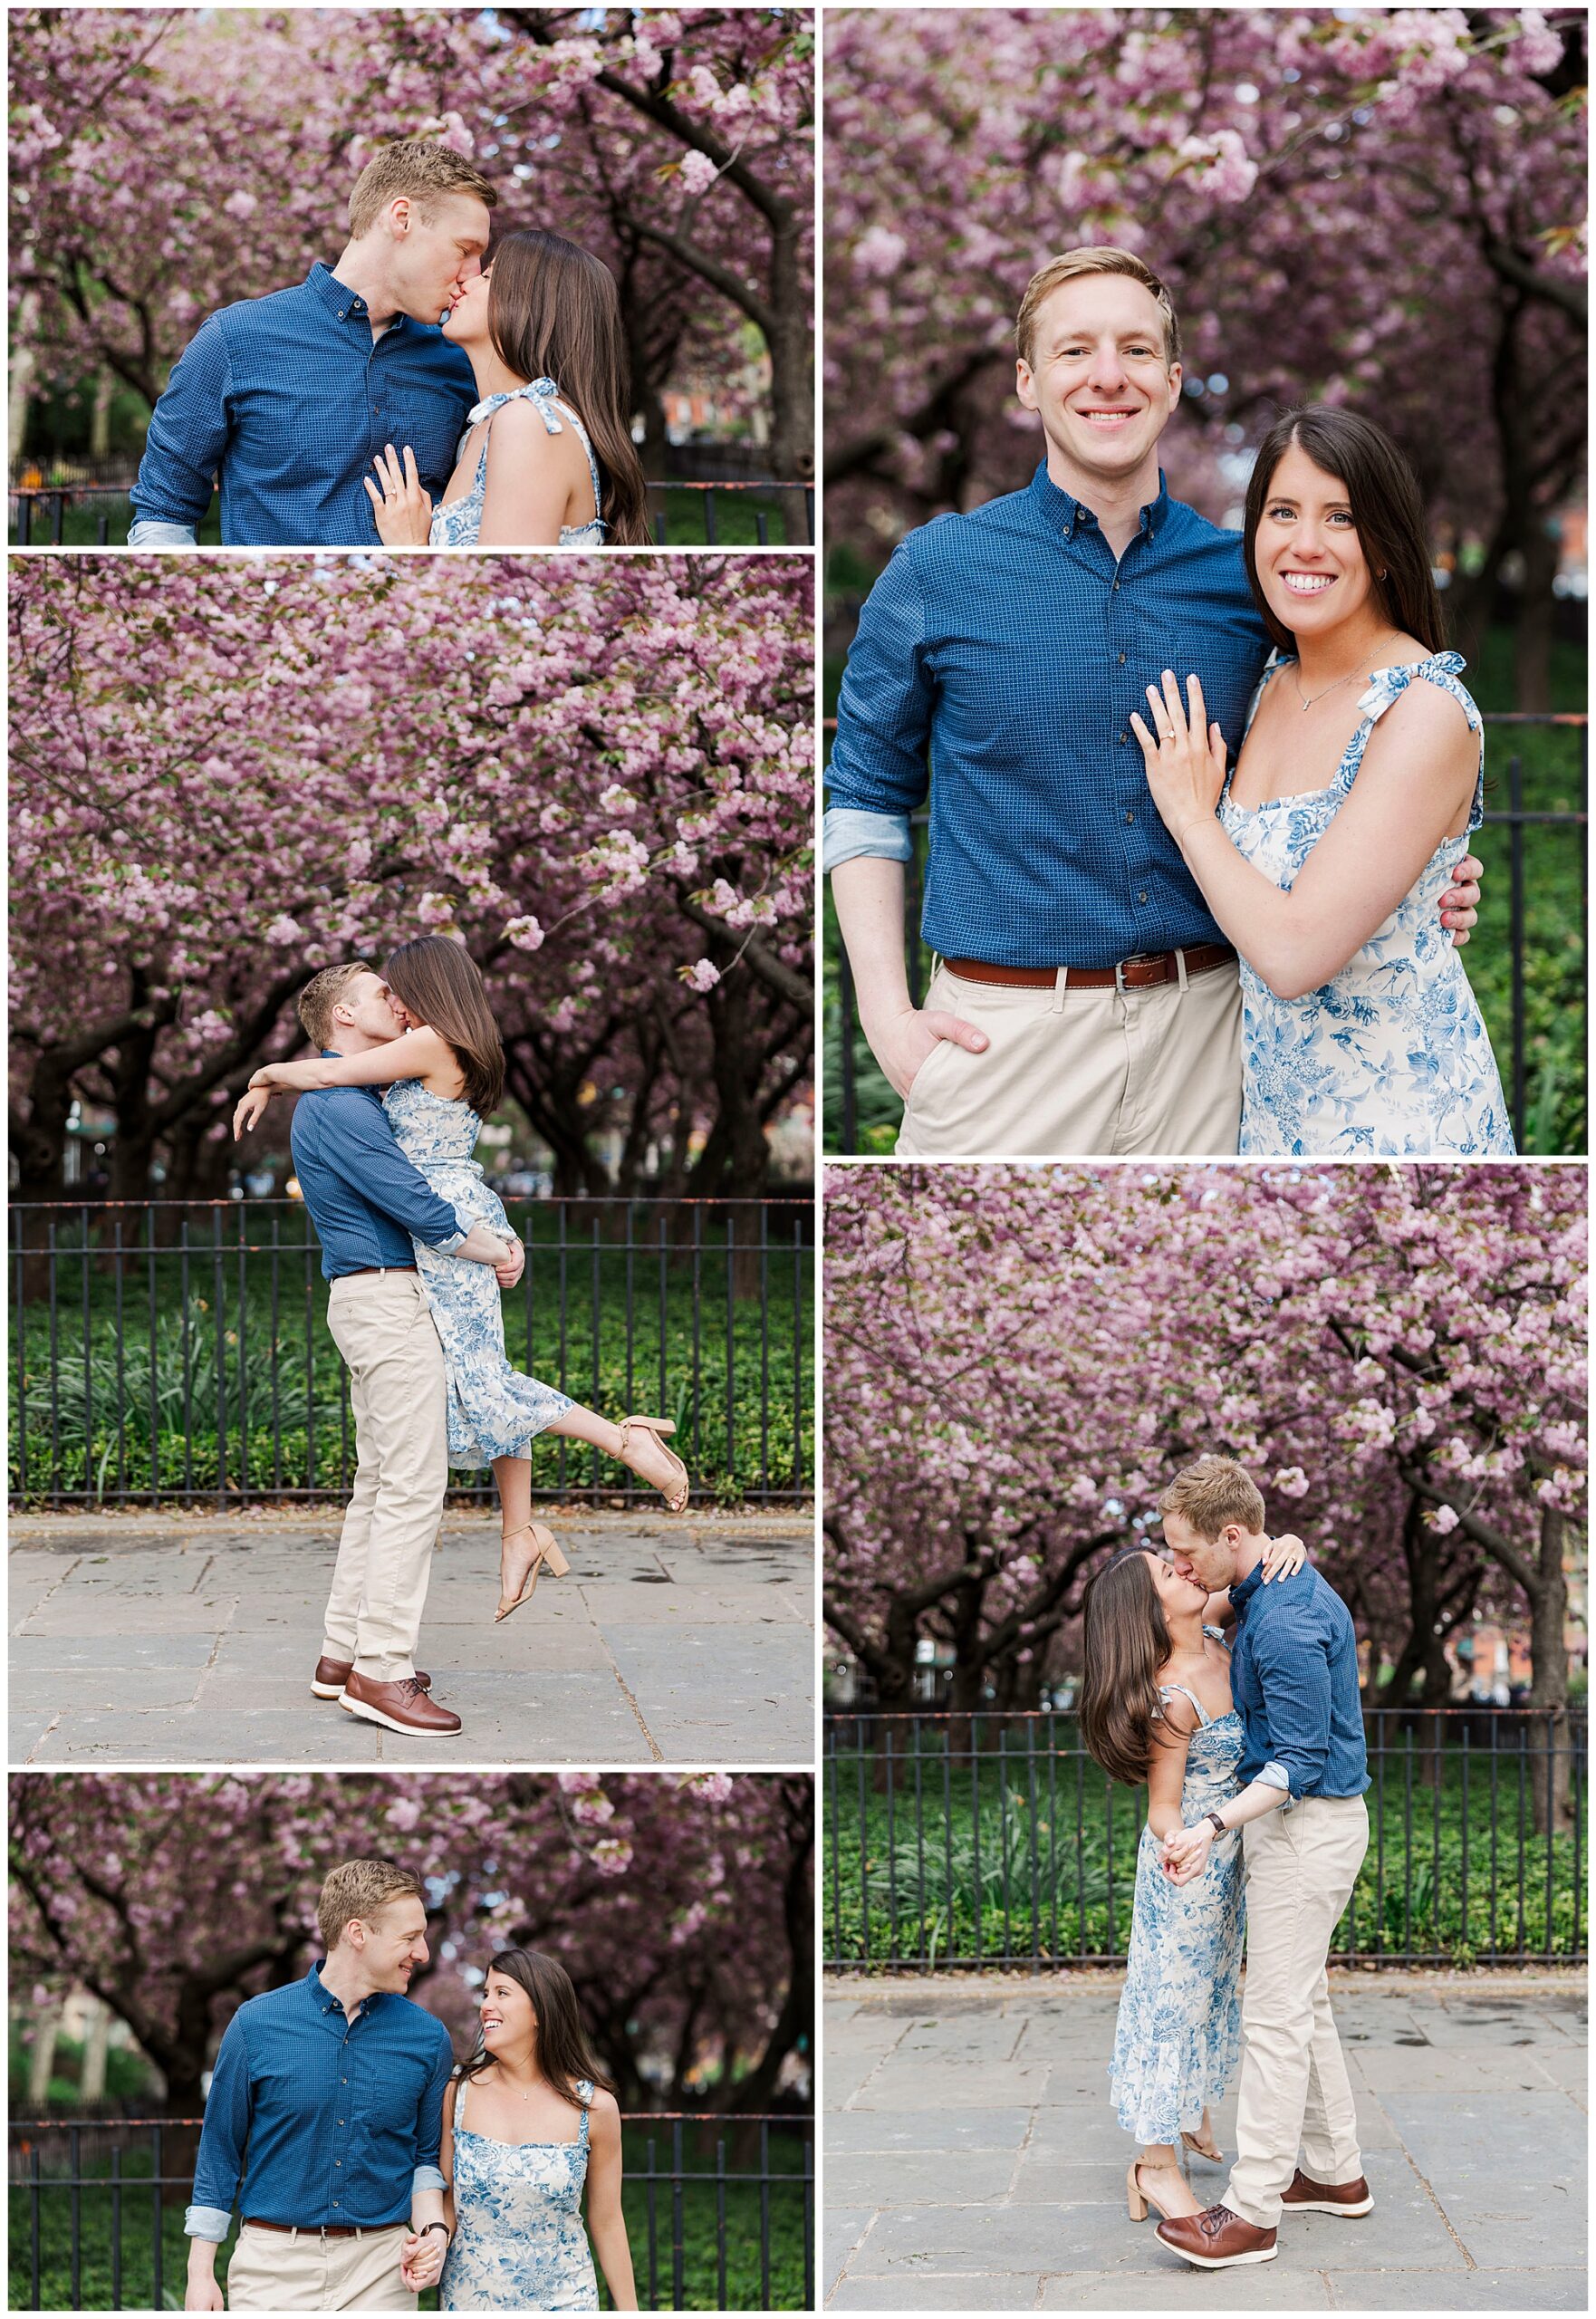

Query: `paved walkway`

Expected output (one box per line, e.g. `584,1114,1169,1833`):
10,1507,813,1765
825,1972,1587,2309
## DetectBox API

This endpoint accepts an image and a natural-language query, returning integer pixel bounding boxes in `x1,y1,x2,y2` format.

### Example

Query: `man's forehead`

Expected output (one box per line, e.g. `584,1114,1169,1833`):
1036,276,1164,333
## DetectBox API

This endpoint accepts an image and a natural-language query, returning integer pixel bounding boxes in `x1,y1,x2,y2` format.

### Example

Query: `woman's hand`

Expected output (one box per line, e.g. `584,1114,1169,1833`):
364,444,433,546
399,2230,447,2292
1129,669,1228,847
1260,1532,1308,1583
233,1086,273,1139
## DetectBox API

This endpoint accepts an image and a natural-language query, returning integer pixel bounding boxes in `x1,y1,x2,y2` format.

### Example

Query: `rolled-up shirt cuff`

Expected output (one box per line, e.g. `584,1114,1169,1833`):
185,2204,234,2241
1258,1759,1297,1809
431,1228,466,1254
412,2165,448,2195
129,518,200,548
822,805,913,871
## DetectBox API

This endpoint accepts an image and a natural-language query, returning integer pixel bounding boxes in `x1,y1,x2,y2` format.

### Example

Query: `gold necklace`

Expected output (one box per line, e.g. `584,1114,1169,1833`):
1292,637,1399,713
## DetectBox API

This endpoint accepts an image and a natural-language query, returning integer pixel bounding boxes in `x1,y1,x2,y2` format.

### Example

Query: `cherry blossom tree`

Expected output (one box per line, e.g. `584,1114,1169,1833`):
9,1773,812,2114
823,7,1585,704
824,1164,1586,1823
8,553,813,1201
10,7,814,489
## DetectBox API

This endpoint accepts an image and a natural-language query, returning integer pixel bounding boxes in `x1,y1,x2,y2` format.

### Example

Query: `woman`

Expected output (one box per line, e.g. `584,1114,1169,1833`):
236,937,688,1619
1078,1536,1303,2226
366,228,651,548
1130,405,1513,1156
439,1948,636,2311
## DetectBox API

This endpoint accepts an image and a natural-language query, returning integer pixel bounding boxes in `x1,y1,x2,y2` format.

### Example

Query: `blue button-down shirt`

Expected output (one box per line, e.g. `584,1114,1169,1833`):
823,464,1274,968
130,263,475,545
186,1962,453,2239
290,1057,466,1280
1229,1561,1371,1802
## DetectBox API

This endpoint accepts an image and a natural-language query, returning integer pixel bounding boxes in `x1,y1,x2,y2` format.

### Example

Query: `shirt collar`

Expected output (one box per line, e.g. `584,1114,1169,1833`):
305,260,404,334
1027,461,1171,544
308,1958,382,2019
1230,1562,1265,1615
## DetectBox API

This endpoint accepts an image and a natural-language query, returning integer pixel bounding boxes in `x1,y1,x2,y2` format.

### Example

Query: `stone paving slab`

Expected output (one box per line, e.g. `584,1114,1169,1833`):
823,1974,1587,2311
9,1507,812,1765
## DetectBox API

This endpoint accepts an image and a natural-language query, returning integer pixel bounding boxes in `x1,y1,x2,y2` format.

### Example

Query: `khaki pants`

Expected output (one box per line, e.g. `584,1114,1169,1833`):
226,2220,416,2311
322,1272,448,1682
894,957,1243,1159
1226,1795,1370,2229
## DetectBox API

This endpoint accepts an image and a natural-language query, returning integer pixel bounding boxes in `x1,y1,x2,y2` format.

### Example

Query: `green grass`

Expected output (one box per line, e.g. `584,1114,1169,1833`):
11,1208,812,1506
825,1742,1584,1968
6,2126,812,2311
8,485,807,550
822,628,1586,1157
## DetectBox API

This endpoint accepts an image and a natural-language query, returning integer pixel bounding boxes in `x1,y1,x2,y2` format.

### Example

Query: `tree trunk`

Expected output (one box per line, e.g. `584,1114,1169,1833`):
1527,1507,1572,1835
26,2005,62,2105
764,213,812,542
1513,518,1560,712
9,275,39,462
79,1994,112,2103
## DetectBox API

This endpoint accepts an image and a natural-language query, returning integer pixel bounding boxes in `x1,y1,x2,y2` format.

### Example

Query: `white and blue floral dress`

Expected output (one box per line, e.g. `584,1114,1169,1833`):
440,2074,600,2312
1223,652,1514,1156
429,379,607,547
1109,1634,1245,2144
383,1078,572,1466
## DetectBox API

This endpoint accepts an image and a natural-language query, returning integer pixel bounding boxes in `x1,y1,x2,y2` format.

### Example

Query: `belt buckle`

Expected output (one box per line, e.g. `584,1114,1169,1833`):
1114,952,1155,994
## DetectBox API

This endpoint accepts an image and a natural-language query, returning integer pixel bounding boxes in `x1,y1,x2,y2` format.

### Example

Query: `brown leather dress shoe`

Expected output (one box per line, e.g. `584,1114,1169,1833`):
312,1656,430,1699
340,1671,461,1737
1156,2205,1278,2269
1282,2169,1373,2215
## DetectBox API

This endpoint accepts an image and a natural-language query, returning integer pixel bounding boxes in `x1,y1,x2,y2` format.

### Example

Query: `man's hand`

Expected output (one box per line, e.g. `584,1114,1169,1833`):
232,1087,272,1140
185,2247,225,2311
1161,1821,1215,1885
494,1234,525,1290
400,2230,447,2292
1440,852,1483,948
868,1004,989,1102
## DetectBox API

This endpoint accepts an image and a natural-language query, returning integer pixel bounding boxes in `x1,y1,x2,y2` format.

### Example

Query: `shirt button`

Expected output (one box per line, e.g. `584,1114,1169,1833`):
1112,580,1120,591
1137,890,1148,904
1125,810,1135,823
1119,652,1127,664
1119,732,1128,745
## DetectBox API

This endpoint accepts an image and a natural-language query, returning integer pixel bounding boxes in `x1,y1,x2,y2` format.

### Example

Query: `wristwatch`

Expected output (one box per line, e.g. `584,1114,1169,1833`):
1205,1811,1228,1838
419,2222,449,2243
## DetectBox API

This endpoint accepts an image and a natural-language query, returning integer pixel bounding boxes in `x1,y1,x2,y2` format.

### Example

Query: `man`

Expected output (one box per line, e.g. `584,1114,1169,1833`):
1155,1456,1373,2272
130,140,494,546
185,1859,454,2312
274,960,520,1739
825,245,1482,1156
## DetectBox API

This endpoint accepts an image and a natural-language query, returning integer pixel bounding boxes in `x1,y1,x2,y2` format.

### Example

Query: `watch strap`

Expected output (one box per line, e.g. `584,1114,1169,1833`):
1205,1811,1228,1837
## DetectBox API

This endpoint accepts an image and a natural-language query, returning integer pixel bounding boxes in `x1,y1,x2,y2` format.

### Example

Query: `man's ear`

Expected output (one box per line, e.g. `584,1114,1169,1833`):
1014,358,1038,414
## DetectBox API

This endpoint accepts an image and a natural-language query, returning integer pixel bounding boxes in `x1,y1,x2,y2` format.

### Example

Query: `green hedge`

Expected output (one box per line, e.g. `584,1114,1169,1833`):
826,1745,1584,1967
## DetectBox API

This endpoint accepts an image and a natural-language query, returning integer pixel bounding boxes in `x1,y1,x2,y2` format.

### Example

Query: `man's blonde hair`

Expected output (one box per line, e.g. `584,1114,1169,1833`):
317,1859,425,1953
1159,1456,1265,1541
348,139,497,238
1015,245,1181,370
297,961,373,1050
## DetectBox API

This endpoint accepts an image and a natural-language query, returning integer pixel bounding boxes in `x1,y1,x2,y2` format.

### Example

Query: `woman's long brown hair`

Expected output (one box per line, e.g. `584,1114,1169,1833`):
457,1948,616,2110
382,936,505,1118
1242,405,1447,657
487,228,651,546
1077,1548,1179,1790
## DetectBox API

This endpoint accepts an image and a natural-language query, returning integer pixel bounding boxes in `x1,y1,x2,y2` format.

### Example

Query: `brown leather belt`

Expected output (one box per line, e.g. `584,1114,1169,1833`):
243,2218,391,2237
945,943,1235,992
341,1264,418,1277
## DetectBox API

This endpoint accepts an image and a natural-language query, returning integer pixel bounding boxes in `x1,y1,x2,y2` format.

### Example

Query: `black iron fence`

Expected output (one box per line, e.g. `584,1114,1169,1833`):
8,479,814,547
7,2113,814,2312
824,1707,1587,1970
10,1197,812,1508
826,715,1588,1156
